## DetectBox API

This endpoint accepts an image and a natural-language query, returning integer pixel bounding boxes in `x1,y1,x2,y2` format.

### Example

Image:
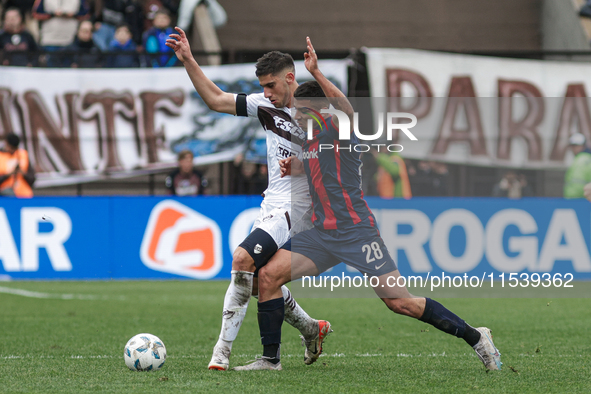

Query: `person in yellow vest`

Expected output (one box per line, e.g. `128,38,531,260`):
0,133,35,198
375,150,412,199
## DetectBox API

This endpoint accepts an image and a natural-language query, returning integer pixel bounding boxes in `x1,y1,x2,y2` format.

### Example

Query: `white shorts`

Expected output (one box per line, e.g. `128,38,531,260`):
251,199,313,248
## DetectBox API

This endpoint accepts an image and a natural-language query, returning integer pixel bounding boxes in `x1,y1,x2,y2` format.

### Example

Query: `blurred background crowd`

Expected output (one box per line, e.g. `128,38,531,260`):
0,0,191,68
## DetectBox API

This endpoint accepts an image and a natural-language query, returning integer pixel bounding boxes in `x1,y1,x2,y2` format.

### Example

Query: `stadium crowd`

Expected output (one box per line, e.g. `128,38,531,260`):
0,0,185,68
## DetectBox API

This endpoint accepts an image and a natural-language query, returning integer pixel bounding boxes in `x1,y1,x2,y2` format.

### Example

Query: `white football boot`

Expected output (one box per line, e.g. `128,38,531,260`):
301,320,333,365
208,343,231,371
473,327,502,370
232,357,282,371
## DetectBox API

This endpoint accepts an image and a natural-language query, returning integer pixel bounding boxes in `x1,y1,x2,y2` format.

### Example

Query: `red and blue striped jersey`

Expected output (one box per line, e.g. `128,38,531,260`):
302,116,377,231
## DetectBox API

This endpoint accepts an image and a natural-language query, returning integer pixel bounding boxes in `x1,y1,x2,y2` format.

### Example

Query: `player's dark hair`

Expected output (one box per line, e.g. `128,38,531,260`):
255,51,295,77
294,81,326,98
6,132,20,148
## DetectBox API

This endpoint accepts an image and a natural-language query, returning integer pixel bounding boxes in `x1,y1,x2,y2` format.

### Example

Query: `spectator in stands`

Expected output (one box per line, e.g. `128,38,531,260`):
429,161,450,196
2,0,36,20
177,0,226,31
408,160,450,197
33,0,89,67
234,161,262,195
0,132,35,198
91,0,143,51
143,0,179,30
408,160,430,196
375,150,412,199
1,0,37,40
105,24,138,67
492,170,532,199
235,159,253,194
230,152,266,195
63,20,101,67
165,149,207,196
564,133,591,198
143,9,176,67
0,7,38,66
251,163,268,195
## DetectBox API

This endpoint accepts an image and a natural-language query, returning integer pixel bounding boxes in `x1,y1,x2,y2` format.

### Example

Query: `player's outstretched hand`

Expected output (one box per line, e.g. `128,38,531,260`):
166,27,193,63
304,36,319,75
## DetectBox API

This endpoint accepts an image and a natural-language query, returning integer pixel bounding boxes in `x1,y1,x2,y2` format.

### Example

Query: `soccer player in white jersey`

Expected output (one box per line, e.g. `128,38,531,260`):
166,27,331,371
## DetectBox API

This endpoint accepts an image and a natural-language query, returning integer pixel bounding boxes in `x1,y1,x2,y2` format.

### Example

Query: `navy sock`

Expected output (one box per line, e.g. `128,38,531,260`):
419,298,467,338
258,297,284,363
463,324,482,347
263,343,280,362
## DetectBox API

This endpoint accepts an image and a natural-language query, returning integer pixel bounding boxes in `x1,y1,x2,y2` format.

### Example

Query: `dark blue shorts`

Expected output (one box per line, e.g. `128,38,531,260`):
286,226,398,276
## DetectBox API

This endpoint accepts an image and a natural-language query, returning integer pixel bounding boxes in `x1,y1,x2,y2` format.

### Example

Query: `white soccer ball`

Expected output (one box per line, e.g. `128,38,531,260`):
124,333,167,371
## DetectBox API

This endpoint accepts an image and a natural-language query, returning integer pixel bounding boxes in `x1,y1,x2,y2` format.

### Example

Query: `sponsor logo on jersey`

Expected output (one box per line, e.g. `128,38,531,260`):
140,200,223,279
262,214,274,222
276,143,294,159
273,116,294,132
273,115,306,140
302,149,318,160
254,244,263,254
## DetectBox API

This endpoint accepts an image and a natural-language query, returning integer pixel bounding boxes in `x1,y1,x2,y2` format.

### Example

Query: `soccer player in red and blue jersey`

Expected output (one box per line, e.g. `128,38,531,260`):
233,38,502,372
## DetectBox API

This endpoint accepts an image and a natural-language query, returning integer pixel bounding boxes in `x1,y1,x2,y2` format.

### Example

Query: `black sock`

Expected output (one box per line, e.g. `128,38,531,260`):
419,298,466,338
463,324,482,347
258,297,284,364
263,343,280,361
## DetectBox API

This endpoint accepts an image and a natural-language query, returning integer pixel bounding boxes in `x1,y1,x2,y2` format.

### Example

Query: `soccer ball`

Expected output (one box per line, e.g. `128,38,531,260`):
124,333,167,371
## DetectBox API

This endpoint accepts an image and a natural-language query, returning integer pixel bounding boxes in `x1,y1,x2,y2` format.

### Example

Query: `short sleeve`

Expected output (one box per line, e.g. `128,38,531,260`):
234,92,267,118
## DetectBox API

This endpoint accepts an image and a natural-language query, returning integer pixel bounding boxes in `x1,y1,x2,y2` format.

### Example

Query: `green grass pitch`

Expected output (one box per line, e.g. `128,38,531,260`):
0,281,590,393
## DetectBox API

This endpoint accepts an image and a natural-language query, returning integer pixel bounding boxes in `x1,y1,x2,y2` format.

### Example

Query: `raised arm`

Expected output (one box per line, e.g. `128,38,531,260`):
166,27,236,115
304,36,354,119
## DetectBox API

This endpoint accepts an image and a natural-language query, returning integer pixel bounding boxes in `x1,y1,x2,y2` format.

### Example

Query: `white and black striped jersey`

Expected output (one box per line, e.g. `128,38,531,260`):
235,92,310,202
